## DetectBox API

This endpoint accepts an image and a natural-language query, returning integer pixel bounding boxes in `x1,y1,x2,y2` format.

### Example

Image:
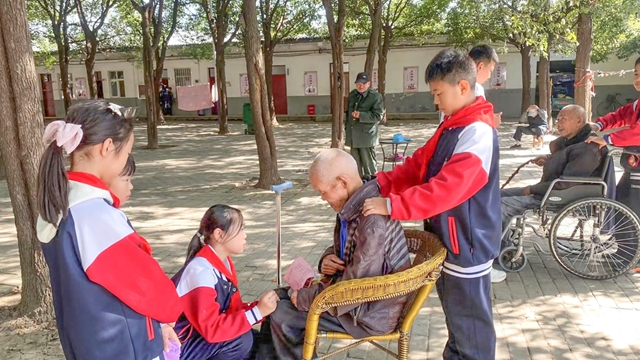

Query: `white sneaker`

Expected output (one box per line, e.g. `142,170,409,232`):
491,268,507,283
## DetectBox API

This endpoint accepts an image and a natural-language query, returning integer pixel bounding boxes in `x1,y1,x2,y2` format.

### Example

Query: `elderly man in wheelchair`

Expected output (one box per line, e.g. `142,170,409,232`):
500,105,640,279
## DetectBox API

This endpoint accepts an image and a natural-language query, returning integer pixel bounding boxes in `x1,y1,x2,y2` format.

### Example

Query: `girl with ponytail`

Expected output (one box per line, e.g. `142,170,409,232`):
36,100,182,360
173,205,279,360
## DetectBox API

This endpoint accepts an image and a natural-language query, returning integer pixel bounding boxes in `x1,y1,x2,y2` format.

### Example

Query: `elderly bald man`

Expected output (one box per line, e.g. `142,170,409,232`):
256,148,411,360
500,105,608,249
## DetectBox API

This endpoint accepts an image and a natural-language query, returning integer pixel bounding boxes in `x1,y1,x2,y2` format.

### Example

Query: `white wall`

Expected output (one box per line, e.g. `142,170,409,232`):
36,43,636,102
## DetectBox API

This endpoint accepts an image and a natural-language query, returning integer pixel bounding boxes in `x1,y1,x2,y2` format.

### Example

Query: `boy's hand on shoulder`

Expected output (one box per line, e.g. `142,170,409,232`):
257,290,279,317
493,112,503,127
586,136,607,149
362,197,390,216
161,323,180,351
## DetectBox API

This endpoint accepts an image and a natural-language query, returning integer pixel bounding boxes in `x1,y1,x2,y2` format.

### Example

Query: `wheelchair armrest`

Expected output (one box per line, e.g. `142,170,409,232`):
540,177,607,207
557,176,606,183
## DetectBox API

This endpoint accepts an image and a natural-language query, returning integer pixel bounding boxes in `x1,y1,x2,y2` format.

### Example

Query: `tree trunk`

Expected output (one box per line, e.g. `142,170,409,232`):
377,25,391,104
140,8,159,149
242,0,281,189
323,0,345,149
519,45,533,114
215,47,229,135
575,11,593,118
263,45,279,126
538,36,553,130
364,0,383,76
84,37,98,99
54,27,72,112
0,0,53,322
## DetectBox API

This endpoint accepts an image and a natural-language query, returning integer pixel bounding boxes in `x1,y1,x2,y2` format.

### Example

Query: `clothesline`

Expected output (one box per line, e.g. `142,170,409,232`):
573,68,634,97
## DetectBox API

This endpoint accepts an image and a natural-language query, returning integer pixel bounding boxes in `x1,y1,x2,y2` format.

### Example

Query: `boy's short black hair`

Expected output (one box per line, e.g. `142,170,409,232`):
425,49,477,88
120,154,136,177
469,45,499,65
635,56,640,67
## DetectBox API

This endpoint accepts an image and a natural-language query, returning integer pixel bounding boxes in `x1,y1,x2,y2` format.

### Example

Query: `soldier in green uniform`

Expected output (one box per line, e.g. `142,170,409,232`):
345,72,384,178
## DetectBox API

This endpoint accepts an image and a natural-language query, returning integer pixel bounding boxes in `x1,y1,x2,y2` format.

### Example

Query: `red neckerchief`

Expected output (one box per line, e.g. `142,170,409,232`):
419,97,495,179
196,245,238,286
67,171,121,208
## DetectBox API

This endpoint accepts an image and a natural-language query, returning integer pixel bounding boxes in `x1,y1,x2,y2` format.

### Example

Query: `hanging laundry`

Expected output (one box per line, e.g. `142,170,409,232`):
176,83,213,111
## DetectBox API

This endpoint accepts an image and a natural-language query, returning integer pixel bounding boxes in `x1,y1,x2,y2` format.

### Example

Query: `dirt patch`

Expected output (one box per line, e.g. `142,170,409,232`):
0,294,64,359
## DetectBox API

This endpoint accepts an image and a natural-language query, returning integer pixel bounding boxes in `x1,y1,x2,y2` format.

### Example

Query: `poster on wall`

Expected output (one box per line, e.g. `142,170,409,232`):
240,73,250,96
304,71,318,96
491,62,507,89
372,69,378,90
75,78,87,99
403,67,418,92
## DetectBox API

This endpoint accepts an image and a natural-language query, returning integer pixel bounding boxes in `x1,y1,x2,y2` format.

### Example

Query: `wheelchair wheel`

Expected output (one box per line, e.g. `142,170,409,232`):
549,198,640,280
499,246,528,272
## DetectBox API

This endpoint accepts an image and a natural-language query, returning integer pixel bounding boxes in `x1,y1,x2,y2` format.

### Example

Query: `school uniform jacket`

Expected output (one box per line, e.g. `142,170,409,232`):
377,98,502,278
37,172,182,360
595,98,640,147
173,245,262,344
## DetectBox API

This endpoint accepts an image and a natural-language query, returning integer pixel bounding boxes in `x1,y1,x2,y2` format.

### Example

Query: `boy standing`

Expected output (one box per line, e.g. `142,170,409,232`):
363,49,501,360
440,44,503,128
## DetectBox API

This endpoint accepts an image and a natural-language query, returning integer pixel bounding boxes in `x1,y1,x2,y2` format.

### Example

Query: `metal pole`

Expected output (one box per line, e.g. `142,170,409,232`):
275,193,283,287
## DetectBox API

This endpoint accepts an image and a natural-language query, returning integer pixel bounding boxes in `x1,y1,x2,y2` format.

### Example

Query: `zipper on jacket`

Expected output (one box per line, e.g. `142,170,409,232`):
448,217,460,255
146,316,154,340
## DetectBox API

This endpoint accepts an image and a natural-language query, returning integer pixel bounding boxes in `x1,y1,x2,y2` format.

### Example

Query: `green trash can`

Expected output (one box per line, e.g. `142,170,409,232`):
242,103,255,135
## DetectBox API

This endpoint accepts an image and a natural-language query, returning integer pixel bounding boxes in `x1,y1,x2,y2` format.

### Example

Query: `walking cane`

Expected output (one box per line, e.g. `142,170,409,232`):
271,181,293,287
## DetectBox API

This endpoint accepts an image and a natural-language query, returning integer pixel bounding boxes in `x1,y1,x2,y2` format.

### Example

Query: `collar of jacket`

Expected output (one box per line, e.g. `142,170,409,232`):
339,179,380,222
561,124,595,148
196,244,238,286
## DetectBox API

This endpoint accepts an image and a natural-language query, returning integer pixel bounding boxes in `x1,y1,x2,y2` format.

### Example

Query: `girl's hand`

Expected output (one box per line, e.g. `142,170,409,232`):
363,197,390,216
257,290,279,317
161,323,180,351
586,136,607,149
290,290,299,308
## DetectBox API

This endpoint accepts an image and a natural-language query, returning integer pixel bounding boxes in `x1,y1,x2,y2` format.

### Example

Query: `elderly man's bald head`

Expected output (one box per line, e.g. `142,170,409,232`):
557,104,588,139
309,148,361,183
560,105,587,124
309,148,363,213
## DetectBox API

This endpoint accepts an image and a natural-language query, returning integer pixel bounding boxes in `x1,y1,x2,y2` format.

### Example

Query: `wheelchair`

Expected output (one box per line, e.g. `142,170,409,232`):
500,146,640,280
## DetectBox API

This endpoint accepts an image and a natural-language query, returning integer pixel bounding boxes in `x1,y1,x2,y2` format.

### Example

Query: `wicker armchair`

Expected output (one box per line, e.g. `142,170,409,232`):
302,230,447,360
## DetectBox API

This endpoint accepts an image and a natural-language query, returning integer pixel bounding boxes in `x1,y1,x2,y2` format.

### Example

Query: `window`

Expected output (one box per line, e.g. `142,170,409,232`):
174,68,192,87
109,71,126,97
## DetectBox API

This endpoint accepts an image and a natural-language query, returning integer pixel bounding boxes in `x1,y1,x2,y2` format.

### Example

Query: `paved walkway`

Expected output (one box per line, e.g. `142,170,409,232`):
1,121,639,359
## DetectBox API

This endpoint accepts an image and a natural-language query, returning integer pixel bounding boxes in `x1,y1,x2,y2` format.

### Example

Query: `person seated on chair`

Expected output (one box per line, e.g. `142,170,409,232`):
510,105,548,149
501,105,607,247
256,148,411,360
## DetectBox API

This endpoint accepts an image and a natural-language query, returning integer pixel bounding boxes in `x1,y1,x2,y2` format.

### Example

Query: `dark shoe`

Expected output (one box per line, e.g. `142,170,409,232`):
509,144,522,149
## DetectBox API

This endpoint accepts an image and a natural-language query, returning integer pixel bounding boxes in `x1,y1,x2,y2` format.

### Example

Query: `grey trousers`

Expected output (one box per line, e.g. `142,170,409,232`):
256,289,347,360
500,187,541,248
351,147,377,177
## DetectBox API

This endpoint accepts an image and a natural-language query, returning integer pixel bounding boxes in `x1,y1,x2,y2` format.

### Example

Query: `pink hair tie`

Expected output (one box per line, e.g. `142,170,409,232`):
43,120,84,153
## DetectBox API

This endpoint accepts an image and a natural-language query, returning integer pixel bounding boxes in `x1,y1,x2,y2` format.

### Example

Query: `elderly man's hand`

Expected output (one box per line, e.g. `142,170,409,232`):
532,155,548,167
523,187,532,196
290,290,298,308
586,136,607,149
321,254,345,275
352,111,360,119
362,197,390,216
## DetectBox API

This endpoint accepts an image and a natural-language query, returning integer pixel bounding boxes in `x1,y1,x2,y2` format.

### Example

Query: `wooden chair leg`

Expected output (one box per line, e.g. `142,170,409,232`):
398,331,410,360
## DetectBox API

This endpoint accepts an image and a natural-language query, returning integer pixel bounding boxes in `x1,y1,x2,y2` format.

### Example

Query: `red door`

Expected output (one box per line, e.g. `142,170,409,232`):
40,74,56,117
95,71,104,99
272,71,288,115
208,67,217,115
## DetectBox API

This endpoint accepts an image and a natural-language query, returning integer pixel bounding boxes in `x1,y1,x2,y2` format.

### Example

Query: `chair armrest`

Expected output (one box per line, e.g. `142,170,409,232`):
540,178,607,207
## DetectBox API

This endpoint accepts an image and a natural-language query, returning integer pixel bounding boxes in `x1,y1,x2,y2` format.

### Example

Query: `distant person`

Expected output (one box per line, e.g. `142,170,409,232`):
510,105,548,149
345,72,384,178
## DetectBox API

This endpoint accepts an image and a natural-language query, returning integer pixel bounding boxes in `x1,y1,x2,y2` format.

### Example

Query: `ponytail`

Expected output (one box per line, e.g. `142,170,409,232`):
37,143,69,225
184,205,244,264
185,231,205,265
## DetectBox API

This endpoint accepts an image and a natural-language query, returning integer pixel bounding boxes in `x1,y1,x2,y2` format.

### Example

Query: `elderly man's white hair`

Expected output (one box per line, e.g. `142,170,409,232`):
309,148,360,183
561,104,588,124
